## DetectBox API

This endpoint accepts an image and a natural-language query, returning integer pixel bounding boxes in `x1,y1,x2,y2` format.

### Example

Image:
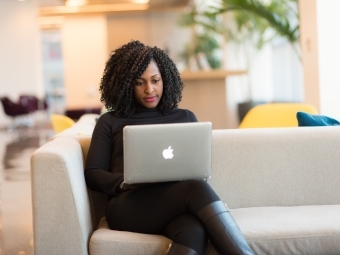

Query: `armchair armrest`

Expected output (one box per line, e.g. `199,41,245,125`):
30,137,93,255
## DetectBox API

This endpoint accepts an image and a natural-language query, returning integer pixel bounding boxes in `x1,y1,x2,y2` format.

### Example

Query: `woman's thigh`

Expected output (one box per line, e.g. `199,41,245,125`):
106,180,219,234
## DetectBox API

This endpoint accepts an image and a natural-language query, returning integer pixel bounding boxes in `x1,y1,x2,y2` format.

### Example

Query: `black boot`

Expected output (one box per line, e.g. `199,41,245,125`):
197,201,254,255
167,243,199,255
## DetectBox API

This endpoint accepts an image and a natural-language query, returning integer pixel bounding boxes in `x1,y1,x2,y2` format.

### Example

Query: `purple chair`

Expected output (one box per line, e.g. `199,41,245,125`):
19,95,48,113
0,96,32,130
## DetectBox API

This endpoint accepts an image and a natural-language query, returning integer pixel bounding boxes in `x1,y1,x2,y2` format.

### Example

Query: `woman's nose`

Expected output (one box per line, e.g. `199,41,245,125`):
145,83,154,94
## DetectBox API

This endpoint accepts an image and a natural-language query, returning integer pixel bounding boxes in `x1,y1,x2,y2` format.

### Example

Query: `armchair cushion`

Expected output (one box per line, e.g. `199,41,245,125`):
90,218,171,255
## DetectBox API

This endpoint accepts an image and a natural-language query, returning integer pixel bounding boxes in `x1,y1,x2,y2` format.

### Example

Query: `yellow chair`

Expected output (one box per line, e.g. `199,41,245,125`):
239,103,318,128
50,114,75,133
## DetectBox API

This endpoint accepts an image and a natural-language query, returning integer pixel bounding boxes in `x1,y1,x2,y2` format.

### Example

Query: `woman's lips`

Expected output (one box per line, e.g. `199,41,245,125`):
144,96,157,103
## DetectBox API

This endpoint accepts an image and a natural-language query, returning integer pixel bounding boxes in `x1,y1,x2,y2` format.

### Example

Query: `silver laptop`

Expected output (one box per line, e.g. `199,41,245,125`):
123,122,212,185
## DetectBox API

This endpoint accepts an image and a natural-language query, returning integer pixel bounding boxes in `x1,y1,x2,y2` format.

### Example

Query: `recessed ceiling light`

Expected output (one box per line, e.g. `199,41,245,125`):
65,0,87,6
132,0,149,3
40,2,150,15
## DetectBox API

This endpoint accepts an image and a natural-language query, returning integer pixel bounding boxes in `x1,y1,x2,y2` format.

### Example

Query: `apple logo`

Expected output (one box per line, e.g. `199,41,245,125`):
162,146,174,159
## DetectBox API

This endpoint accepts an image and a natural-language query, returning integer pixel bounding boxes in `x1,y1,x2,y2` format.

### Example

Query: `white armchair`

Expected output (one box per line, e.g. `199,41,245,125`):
31,114,340,255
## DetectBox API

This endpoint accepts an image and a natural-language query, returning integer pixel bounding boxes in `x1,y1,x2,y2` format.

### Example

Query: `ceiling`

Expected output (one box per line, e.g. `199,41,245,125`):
38,0,191,16
38,0,191,9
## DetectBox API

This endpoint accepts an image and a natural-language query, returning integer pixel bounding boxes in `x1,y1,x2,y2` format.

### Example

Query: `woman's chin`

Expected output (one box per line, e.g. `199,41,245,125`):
140,100,159,109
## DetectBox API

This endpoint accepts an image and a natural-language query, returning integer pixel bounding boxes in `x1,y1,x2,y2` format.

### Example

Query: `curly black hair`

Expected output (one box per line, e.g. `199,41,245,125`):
99,40,183,117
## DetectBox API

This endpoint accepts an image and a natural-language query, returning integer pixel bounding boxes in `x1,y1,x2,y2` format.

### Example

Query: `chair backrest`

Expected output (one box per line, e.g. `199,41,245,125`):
50,114,75,133
239,103,318,128
0,97,9,113
19,95,48,112
0,96,30,116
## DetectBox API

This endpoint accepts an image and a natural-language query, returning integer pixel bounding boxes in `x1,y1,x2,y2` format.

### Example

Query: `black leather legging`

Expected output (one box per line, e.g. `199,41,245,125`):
106,180,220,254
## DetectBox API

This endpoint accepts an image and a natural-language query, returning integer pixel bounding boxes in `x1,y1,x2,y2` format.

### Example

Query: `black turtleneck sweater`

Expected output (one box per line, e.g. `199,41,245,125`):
85,105,198,198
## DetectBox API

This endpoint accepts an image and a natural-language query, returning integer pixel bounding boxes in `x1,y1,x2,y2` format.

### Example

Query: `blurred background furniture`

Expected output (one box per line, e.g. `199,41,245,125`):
50,114,75,134
19,95,49,125
19,95,48,113
238,103,318,128
0,96,32,131
65,107,102,121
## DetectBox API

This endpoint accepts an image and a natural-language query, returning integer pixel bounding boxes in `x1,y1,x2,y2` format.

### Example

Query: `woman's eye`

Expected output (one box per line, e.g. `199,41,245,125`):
135,81,144,86
153,79,160,83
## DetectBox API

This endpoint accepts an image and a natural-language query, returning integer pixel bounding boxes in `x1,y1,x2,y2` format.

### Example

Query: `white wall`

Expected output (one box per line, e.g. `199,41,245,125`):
272,41,303,102
225,36,302,106
300,0,340,120
0,0,43,127
61,15,108,109
316,0,340,119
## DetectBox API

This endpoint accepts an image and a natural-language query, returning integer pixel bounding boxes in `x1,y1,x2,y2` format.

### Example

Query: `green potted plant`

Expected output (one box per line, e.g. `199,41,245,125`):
178,4,223,70
179,0,300,122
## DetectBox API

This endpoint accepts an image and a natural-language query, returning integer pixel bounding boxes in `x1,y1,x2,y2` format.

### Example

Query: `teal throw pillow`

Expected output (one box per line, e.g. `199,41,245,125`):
296,111,340,126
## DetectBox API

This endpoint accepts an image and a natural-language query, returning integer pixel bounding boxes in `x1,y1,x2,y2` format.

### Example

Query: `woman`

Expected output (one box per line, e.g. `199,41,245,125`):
85,40,254,255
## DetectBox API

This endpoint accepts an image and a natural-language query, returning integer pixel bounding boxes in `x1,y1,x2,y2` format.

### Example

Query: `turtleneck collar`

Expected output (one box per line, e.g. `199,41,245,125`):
134,103,160,113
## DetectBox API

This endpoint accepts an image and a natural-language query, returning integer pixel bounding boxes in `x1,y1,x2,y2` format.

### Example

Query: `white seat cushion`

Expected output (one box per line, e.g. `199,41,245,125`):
90,218,219,255
231,205,340,255
90,205,340,255
90,218,171,255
